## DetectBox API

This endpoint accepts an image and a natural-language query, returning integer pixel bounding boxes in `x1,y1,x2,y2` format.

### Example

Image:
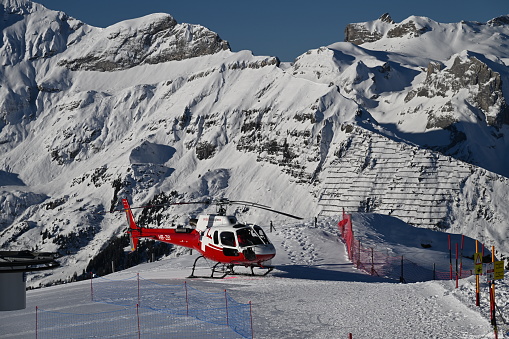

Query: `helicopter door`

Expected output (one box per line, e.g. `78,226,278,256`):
220,231,239,256
201,228,213,252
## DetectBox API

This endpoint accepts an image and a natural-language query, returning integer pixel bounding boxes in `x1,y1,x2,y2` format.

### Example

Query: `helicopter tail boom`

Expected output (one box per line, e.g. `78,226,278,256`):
121,198,202,252
122,199,140,251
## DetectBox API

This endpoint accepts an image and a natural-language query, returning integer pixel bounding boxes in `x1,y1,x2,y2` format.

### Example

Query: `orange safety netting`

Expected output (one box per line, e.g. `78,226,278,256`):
338,213,472,283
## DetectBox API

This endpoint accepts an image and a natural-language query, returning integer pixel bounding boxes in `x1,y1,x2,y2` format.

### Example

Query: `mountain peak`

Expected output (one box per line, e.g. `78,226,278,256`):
487,15,509,27
1,0,48,16
378,13,394,24
58,12,230,71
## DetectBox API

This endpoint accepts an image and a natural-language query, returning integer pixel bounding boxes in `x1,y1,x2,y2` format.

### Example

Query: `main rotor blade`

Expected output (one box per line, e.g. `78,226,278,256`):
233,203,303,220
104,197,302,220
107,200,211,213
228,200,272,209
227,200,302,219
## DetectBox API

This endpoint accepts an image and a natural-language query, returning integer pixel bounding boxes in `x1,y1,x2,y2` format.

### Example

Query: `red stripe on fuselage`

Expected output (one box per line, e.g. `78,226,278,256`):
138,228,202,252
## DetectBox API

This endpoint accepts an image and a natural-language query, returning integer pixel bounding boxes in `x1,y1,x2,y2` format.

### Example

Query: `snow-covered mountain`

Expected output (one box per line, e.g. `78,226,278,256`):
1,1,508,285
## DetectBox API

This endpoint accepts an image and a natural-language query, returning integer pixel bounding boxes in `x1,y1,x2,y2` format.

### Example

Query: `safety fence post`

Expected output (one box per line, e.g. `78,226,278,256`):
357,239,361,268
136,304,141,339
350,216,354,263
456,243,459,288
35,306,38,339
399,256,405,283
348,226,353,262
348,333,353,339
250,301,254,339
90,272,94,301
460,235,465,278
476,240,480,307
225,289,229,327
371,248,374,275
433,263,436,280
448,235,452,280
185,281,189,316
137,273,140,306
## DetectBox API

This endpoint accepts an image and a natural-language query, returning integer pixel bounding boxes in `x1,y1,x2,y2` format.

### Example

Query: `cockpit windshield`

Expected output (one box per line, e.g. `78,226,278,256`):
253,225,270,244
236,227,265,247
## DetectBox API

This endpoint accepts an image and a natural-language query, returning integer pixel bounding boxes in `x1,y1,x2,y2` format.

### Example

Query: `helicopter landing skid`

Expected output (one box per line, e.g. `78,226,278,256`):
187,256,229,279
250,264,274,276
224,264,274,277
187,256,274,279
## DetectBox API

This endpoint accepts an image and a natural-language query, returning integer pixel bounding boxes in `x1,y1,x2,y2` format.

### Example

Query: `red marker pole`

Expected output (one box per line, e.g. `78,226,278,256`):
249,301,254,339
456,243,459,288
185,281,189,316
225,289,229,327
448,235,452,280
136,304,141,339
475,240,480,307
137,273,140,306
460,234,465,278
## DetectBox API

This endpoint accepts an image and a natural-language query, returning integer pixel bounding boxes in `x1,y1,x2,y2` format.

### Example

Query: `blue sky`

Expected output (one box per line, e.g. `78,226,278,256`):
37,0,508,62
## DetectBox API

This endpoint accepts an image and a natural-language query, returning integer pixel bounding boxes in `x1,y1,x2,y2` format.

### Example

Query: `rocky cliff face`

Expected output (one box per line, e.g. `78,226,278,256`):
0,0,90,65
58,14,230,72
0,1,229,72
345,13,430,45
345,13,509,46
405,53,509,128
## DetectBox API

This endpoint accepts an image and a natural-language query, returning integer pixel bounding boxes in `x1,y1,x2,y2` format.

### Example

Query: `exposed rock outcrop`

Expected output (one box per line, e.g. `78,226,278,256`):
58,14,230,71
345,13,429,45
344,20,383,45
386,20,429,38
487,15,509,27
406,55,509,128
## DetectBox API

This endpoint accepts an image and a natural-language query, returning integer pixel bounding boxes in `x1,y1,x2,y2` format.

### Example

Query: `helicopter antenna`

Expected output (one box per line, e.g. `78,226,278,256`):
216,204,227,216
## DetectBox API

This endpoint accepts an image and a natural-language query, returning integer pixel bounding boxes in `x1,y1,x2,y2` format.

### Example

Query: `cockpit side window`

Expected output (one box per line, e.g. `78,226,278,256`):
220,231,236,247
213,231,219,245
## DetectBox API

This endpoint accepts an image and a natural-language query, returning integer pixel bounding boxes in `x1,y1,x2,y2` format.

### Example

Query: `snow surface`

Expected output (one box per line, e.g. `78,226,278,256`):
1,214,506,338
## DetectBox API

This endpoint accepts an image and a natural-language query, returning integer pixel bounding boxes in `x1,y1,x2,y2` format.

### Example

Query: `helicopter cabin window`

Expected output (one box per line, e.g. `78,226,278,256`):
213,231,219,245
220,231,236,247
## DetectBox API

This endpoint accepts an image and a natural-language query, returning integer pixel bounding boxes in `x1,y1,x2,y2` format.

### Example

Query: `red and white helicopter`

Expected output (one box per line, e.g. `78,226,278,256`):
121,198,302,278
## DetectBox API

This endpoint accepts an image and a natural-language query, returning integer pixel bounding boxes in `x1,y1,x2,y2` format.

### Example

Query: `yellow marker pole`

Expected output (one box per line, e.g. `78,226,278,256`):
475,240,480,306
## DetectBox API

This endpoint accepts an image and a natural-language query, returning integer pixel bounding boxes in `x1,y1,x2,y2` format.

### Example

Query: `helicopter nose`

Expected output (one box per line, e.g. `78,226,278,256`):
253,243,276,256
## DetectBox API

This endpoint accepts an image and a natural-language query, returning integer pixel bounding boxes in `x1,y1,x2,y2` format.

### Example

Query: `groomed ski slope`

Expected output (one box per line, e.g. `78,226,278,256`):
0,214,505,338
